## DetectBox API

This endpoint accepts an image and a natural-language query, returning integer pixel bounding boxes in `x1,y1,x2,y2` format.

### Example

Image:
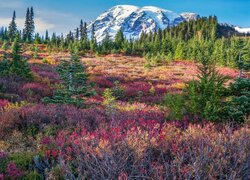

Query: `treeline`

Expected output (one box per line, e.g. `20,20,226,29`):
0,9,249,68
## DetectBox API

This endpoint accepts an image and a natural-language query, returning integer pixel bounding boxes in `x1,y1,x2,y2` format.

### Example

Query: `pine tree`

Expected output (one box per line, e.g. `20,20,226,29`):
83,22,87,40
8,11,17,41
75,27,79,40
90,24,98,53
45,30,49,44
30,6,35,39
23,8,30,42
185,49,228,121
80,20,84,40
0,40,10,76
9,34,32,79
43,48,95,107
79,20,88,40
23,7,35,42
102,32,112,54
91,24,95,42
174,42,185,60
1,40,8,63
114,29,124,51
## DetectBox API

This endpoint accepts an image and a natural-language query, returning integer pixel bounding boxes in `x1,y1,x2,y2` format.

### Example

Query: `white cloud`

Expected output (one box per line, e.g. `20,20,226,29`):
0,0,23,9
0,17,55,34
0,6,79,36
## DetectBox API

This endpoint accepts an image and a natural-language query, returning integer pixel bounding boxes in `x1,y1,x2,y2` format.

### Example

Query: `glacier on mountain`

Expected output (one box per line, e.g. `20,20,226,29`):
88,5,199,42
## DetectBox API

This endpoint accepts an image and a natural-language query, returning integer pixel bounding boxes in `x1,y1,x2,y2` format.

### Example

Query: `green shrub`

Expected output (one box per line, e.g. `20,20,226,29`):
164,93,185,120
111,81,125,99
0,153,9,173
226,78,250,123
44,125,60,136
9,152,33,170
102,88,116,119
25,125,39,137
22,171,43,180
42,58,48,64
164,50,228,122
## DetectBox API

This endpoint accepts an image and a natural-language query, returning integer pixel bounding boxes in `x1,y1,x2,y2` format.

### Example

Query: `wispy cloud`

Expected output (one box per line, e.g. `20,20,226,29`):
35,9,80,35
0,0,23,9
0,17,55,34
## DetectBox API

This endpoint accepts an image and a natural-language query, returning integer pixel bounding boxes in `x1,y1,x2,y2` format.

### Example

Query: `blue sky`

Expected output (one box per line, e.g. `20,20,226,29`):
0,0,249,35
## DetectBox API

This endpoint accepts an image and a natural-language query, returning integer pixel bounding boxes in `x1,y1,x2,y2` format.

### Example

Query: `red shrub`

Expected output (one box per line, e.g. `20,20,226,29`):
94,76,113,88
21,82,53,102
40,122,249,179
6,163,23,179
0,99,9,109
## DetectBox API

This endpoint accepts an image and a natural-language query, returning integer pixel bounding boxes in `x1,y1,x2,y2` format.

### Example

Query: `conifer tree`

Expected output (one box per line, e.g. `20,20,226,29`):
80,20,84,39
75,27,79,40
30,7,35,36
23,7,30,41
45,30,49,43
91,24,95,42
23,7,35,42
79,20,87,40
0,41,10,76
43,48,95,107
114,29,124,50
2,40,8,62
102,32,112,54
8,11,17,41
185,49,228,121
9,34,32,79
90,24,98,53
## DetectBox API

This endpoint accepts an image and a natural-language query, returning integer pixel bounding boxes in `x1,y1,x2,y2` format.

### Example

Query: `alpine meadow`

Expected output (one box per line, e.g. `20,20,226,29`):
0,1,249,179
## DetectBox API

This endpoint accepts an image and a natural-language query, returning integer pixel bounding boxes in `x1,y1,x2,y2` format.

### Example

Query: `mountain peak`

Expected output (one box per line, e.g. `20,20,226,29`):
180,12,200,21
88,5,199,42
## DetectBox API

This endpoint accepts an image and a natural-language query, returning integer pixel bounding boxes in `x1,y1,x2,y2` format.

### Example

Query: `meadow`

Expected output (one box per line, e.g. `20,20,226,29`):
0,46,249,179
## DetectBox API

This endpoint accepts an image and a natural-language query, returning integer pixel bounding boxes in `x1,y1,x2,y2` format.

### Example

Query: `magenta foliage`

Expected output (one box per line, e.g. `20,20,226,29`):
94,76,113,88
40,121,249,179
0,151,8,159
31,64,59,83
21,82,53,102
0,99,9,109
6,163,23,179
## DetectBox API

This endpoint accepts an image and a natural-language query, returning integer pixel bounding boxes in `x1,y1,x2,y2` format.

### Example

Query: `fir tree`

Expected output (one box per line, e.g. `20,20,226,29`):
30,6,35,38
75,27,79,40
45,30,49,43
91,24,95,42
185,49,228,121
43,48,95,107
23,7,35,42
23,8,30,41
114,29,124,51
0,40,10,76
8,11,17,41
79,20,87,40
9,34,32,79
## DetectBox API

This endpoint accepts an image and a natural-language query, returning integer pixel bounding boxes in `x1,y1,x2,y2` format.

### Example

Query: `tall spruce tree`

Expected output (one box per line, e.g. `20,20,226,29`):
23,7,30,41
114,29,124,50
8,11,17,41
79,20,87,40
23,7,35,42
30,7,35,38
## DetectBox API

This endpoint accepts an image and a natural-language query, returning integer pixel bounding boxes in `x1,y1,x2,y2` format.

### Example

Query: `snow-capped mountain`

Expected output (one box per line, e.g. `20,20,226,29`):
234,26,250,34
220,23,250,35
180,12,200,21
88,5,198,42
